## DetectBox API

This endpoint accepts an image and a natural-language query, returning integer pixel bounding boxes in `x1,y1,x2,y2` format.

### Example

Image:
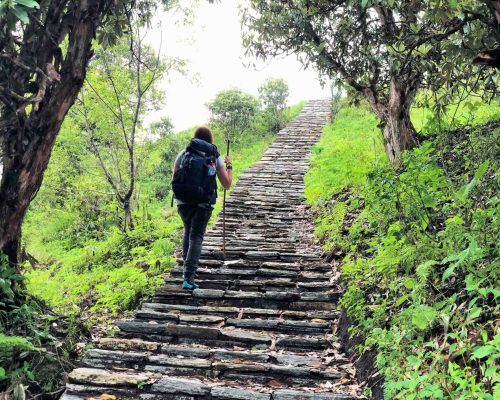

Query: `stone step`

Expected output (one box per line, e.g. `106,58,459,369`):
63,369,355,399
164,276,338,293
139,303,340,321
151,286,340,309
80,347,348,385
116,320,332,352
133,310,332,334
169,266,333,283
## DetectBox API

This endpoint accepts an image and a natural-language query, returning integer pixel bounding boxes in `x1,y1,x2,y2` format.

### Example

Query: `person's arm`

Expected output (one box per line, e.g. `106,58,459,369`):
217,155,233,190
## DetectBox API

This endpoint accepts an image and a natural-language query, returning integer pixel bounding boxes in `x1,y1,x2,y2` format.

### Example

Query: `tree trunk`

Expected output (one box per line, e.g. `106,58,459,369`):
0,0,107,268
0,135,55,267
123,198,134,231
381,107,418,165
365,77,420,165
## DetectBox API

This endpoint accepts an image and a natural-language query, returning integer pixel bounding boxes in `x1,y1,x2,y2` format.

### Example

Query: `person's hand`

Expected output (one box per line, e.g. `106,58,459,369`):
224,155,232,165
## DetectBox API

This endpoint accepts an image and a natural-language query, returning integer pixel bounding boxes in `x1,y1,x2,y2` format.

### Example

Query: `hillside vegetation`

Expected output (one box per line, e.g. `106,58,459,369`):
305,99,500,399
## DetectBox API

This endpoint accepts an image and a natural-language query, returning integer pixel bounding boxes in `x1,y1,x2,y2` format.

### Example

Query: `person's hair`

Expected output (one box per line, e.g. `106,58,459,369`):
194,126,213,144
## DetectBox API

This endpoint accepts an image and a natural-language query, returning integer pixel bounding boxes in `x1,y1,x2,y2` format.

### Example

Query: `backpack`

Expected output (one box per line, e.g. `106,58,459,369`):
171,138,219,205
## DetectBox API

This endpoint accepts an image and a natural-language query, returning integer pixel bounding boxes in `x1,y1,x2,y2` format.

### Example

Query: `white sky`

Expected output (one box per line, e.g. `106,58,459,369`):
144,0,331,131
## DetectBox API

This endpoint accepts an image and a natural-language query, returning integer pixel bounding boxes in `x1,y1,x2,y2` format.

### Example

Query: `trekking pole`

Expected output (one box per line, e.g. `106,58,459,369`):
222,140,230,258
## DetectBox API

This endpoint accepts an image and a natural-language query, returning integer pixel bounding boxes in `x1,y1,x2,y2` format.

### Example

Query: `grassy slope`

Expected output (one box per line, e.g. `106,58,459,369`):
305,99,500,399
24,102,305,322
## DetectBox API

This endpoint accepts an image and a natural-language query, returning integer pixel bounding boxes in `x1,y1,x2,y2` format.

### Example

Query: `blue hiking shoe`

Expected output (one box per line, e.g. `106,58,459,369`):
182,280,199,290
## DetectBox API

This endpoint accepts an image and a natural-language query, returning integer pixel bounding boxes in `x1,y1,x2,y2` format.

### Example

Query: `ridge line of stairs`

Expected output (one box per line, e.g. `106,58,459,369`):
62,99,361,400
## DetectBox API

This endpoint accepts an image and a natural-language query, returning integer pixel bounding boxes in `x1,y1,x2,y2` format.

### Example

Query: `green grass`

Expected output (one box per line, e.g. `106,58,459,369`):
305,102,387,204
305,98,499,399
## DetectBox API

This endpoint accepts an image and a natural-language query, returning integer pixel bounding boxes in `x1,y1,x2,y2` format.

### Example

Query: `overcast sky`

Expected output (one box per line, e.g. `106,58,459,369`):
144,0,331,131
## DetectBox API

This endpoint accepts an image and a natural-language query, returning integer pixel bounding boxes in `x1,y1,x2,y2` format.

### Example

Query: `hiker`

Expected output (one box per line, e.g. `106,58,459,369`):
172,126,233,290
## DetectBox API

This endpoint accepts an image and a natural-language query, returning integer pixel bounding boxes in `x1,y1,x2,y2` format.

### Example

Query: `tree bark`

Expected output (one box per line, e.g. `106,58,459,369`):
365,77,420,165
123,198,134,231
382,108,418,164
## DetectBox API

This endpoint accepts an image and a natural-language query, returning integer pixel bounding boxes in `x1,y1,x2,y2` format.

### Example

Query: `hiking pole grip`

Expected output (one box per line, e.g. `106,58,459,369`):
223,140,230,258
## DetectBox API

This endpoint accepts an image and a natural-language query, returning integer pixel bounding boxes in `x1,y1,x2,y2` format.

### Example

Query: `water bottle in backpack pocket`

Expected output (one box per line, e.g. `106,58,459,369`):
172,138,219,205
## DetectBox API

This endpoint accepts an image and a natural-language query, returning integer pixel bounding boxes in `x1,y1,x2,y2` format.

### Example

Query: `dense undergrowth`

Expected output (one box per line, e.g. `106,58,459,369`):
0,102,305,398
305,99,499,399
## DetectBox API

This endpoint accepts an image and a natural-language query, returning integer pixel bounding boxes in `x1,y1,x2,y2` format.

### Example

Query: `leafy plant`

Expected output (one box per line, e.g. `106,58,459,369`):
307,99,500,399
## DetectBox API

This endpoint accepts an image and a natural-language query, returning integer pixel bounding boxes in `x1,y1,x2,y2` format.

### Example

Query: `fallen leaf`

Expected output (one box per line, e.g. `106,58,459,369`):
267,379,284,388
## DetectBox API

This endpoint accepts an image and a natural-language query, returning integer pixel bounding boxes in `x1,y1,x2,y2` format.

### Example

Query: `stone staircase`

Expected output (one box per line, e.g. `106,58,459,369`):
62,100,360,399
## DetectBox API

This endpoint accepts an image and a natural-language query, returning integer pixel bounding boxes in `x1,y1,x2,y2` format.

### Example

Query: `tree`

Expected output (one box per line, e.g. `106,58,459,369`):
207,88,259,143
150,117,175,140
0,0,172,268
74,25,172,231
242,1,497,164
258,77,289,113
258,77,289,131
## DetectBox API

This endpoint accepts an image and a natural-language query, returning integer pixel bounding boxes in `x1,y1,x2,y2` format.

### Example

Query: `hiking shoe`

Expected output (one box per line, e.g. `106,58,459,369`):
182,280,199,290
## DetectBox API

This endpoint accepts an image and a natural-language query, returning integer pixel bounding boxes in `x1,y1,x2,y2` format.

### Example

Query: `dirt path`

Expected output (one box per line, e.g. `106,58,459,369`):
62,100,361,400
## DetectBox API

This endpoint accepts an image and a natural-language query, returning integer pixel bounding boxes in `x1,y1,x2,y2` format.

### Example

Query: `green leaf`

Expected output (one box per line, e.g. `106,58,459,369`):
396,294,408,306
0,367,5,378
406,355,420,367
456,160,490,202
442,263,458,281
412,305,437,330
467,306,482,321
471,345,496,359
16,0,39,9
13,6,29,23
361,0,369,9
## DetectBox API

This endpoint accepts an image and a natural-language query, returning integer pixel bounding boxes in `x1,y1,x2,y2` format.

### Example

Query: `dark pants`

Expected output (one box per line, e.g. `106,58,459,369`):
178,204,213,281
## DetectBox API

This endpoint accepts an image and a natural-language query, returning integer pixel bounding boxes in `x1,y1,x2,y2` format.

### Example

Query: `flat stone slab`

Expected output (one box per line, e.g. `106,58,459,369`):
151,377,210,395
193,289,225,298
211,386,271,400
220,329,273,344
68,368,154,386
149,355,211,368
98,338,160,352
272,390,353,400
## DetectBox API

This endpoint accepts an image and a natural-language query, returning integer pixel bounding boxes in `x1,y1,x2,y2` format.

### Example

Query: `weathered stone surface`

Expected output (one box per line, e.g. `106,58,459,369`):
270,365,312,377
219,329,273,344
211,386,271,400
179,314,225,324
117,320,166,334
161,345,211,358
193,288,225,298
136,310,180,321
85,348,148,363
149,355,211,368
274,354,321,366
150,377,210,395
224,290,264,299
98,338,160,352
213,361,270,372
272,390,353,400
68,368,153,386
213,349,270,363
164,323,219,339
226,318,280,330
276,337,329,350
